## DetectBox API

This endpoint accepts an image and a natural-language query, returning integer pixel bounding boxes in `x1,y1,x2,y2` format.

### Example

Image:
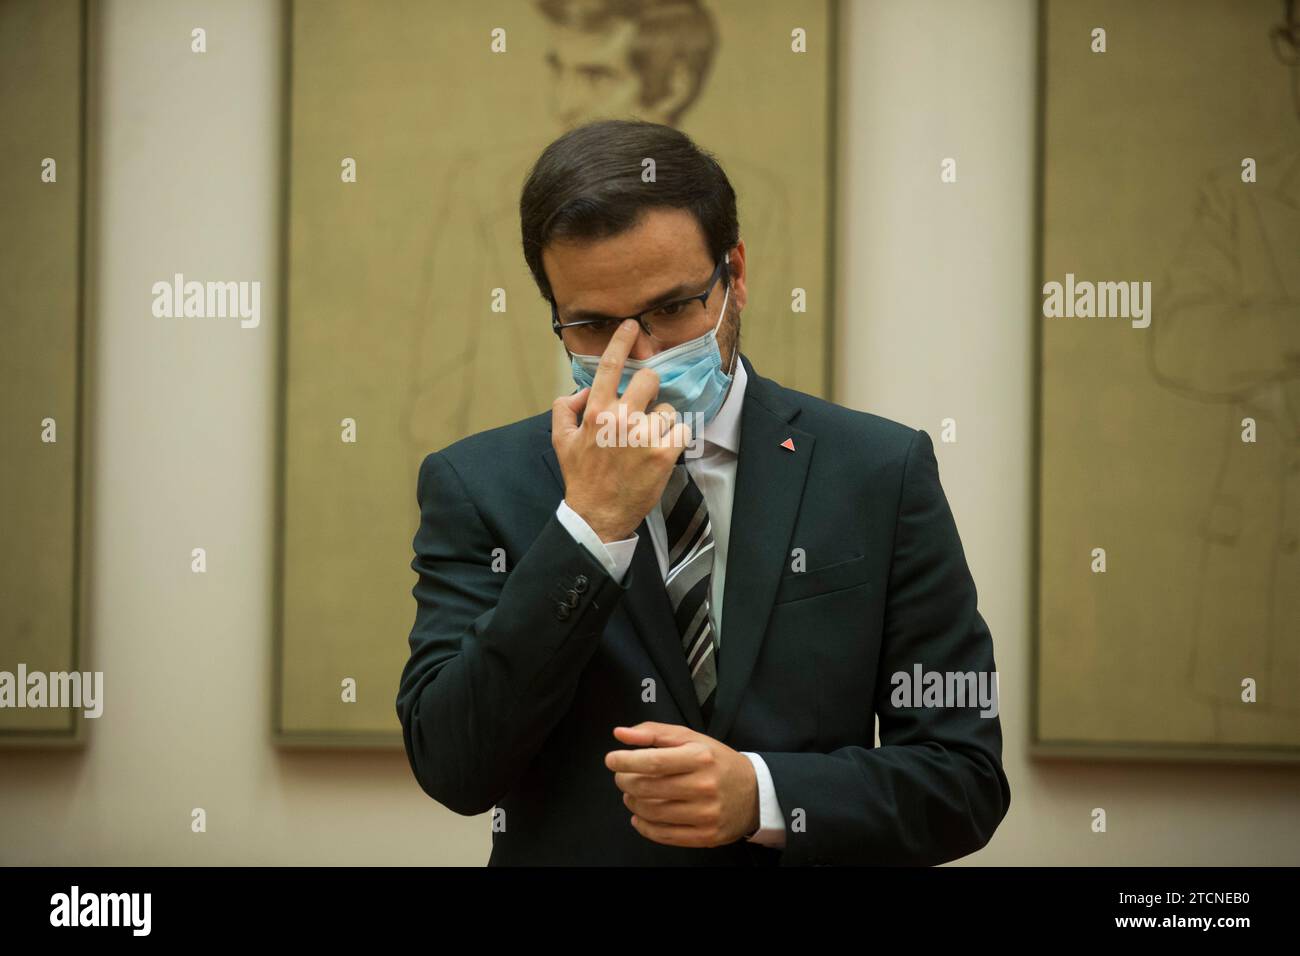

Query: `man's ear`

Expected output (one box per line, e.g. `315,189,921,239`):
727,241,749,313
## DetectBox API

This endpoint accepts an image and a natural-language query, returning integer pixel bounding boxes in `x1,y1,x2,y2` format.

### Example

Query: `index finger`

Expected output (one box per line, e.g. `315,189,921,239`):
604,742,700,776
589,319,641,406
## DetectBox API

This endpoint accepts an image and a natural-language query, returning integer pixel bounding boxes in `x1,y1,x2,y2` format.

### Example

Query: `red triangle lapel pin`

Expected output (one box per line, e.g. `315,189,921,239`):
780,437,795,452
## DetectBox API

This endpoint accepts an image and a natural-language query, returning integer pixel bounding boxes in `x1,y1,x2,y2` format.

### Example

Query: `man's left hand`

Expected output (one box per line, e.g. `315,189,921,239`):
605,722,760,847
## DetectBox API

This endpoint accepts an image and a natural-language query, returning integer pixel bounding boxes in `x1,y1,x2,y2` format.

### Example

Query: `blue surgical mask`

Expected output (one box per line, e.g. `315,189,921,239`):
569,278,735,425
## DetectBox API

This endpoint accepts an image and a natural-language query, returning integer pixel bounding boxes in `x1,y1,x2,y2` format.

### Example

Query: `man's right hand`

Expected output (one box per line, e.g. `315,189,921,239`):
552,319,692,542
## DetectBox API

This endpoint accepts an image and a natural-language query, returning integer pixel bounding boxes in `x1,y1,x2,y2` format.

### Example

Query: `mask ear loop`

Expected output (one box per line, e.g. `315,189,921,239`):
719,253,739,377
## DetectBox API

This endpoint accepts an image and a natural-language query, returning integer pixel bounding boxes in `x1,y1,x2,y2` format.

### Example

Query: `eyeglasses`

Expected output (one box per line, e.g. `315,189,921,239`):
1271,21,1300,65
549,255,730,354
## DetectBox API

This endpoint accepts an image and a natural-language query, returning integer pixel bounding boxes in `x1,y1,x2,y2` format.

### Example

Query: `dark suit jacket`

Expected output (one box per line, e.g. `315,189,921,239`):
396,353,1010,865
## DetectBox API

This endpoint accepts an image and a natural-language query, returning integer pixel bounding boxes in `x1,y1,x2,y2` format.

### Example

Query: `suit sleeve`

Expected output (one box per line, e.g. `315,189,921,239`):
395,450,632,815
754,428,1010,865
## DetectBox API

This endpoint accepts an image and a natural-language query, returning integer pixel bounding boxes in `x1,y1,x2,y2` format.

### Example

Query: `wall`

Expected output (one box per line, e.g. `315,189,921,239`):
0,0,1295,865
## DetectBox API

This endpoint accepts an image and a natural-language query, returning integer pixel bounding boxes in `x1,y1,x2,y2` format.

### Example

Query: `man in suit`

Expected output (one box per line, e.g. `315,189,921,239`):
396,119,1010,865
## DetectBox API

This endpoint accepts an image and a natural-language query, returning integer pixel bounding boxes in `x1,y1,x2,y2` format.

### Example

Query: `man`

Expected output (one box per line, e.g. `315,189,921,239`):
396,119,1010,865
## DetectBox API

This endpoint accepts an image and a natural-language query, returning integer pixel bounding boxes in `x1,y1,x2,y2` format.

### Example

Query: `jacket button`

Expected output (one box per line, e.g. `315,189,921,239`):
574,574,588,593
555,603,571,621
565,589,580,607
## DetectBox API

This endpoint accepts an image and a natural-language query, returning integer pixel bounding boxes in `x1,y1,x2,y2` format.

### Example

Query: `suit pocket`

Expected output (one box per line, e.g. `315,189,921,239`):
773,554,870,605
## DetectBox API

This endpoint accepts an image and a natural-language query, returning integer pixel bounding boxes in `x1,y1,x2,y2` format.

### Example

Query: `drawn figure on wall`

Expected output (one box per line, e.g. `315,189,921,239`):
1149,0,1300,729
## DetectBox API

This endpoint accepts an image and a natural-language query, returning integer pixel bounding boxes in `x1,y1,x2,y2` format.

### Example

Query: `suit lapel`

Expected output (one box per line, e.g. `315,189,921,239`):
709,356,813,740
620,521,709,730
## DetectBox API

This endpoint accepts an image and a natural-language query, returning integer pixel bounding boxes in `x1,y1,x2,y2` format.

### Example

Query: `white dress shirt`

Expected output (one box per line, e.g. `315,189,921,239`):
554,358,787,848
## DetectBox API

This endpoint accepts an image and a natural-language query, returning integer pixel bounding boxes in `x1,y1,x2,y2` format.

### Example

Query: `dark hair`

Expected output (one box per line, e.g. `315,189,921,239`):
532,0,718,125
519,118,739,302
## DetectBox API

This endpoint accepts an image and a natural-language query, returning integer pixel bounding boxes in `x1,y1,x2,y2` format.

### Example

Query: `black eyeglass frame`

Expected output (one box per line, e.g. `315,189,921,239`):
548,254,731,345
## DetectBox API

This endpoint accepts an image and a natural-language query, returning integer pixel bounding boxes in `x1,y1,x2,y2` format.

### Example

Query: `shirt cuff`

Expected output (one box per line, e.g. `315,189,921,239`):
740,752,787,847
555,500,638,583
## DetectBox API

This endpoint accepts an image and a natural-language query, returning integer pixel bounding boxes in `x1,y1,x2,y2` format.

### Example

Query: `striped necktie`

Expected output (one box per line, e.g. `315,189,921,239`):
661,456,718,724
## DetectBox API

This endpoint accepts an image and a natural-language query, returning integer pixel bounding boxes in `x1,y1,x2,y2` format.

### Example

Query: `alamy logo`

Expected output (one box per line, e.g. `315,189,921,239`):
890,665,999,718
592,407,705,458
1042,272,1151,328
0,664,103,718
50,886,151,936
151,273,261,328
